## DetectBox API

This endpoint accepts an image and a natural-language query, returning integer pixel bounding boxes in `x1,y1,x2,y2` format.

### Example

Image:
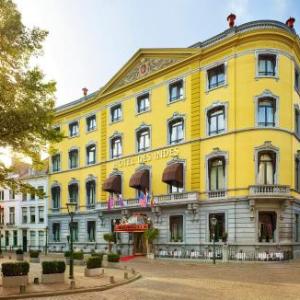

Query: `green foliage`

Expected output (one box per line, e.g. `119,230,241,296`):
29,250,40,258
0,0,63,189
91,252,105,258
42,261,66,274
103,233,114,243
86,256,102,269
107,253,120,263
64,251,71,258
1,262,30,276
64,251,84,260
143,228,159,243
15,249,23,255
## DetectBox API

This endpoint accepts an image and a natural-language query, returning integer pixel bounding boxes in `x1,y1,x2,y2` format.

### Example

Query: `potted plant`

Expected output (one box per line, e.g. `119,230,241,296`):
107,253,120,267
15,249,24,261
1,262,30,288
84,256,103,277
29,250,40,263
73,251,85,265
144,228,159,259
41,261,66,284
64,251,71,265
103,233,114,252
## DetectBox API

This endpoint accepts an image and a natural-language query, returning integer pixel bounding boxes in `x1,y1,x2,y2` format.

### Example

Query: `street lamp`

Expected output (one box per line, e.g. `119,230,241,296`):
66,202,76,279
44,226,48,256
210,216,217,265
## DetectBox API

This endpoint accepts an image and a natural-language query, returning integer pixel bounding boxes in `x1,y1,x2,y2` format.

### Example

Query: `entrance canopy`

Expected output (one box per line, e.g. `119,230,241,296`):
102,175,121,194
162,163,183,187
114,214,149,232
129,169,149,190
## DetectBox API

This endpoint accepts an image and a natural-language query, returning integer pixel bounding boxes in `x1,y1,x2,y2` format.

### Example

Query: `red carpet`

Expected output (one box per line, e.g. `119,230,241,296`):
120,255,136,262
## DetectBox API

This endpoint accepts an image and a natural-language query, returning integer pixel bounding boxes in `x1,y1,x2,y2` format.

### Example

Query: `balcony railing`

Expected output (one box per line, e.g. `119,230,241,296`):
207,190,227,199
249,185,290,197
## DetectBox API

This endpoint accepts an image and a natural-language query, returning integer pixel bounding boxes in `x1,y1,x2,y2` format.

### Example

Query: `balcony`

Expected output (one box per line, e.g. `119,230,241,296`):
249,185,290,199
207,190,227,199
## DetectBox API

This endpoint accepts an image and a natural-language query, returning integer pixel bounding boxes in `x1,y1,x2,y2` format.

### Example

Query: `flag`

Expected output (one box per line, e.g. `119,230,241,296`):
139,191,147,207
118,194,124,207
146,191,151,206
107,195,114,210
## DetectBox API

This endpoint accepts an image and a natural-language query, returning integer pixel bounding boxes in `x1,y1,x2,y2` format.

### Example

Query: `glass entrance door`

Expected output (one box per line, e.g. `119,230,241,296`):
133,232,145,255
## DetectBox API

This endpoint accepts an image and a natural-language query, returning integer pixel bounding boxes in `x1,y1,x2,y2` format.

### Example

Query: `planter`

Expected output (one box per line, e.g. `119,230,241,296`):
65,258,84,265
41,273,65,284
147,253,155,259
2,275,28,288
84,267,103,277
30,257,40,263
16,254,24,261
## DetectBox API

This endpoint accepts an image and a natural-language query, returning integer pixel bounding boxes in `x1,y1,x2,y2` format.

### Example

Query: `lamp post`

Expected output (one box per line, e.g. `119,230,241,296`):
66,202,76,279
210,216,217,265
44,226,48,256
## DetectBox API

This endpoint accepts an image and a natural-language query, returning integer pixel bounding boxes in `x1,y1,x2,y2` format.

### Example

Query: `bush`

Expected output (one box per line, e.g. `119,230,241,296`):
107,253,120,263
29,250,40,258
86,256,102,269
73,252,84,260
91,252,104,258
2,262,30,276
64,251,71,258
42,261,66,274
15,249,24,255
103,233,114,243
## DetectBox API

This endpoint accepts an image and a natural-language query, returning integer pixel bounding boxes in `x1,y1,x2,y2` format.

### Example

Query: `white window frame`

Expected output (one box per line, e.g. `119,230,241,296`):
255,50,279,79
167,77,185,104
206,62,227,92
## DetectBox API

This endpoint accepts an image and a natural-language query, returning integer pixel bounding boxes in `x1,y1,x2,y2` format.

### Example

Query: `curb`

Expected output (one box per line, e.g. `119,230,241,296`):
0,273,141,300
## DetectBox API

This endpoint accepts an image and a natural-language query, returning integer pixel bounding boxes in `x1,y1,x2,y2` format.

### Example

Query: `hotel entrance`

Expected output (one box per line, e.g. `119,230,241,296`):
133,232,146,255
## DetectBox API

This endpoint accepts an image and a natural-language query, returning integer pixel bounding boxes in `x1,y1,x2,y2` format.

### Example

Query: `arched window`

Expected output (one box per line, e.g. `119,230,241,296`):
208,157,226,191
86,179,96,208
68,182,79,204
257,97,276,127
207,106,225,135
257,151,276,185
111,136,122,159
169,118,184,145
137,128,150,152
51,185,60,210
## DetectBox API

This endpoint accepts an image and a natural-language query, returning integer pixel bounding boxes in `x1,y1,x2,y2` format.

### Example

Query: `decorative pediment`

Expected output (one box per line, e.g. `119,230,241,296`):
100,49,198,95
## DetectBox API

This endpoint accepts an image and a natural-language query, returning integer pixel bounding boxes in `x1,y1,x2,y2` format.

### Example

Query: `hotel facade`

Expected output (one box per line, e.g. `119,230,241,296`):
48,18,300,259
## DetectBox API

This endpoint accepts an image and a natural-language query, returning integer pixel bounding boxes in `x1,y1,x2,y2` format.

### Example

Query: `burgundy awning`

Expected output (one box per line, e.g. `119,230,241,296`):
129,169,149,191
102,175,121,194
162,163,183,187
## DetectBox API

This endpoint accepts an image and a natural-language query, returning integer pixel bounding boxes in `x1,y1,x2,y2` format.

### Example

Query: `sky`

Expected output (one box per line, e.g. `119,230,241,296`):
14,0,300,107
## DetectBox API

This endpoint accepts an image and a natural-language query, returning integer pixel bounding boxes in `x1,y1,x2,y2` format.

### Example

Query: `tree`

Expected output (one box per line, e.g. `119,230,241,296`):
0,0,62,190
103,233,114,252
143,228,159,255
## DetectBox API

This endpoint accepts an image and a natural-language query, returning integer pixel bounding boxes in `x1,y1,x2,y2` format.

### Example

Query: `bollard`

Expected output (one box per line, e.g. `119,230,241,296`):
131,268,136,275
19,285,26,294
110,276,115,284
124,272,128,279
33,277,39,284
70,280,76,289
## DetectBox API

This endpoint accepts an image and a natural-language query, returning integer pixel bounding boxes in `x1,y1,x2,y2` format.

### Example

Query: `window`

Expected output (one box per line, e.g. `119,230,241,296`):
86,115,96,132
86,180,96,208
296,68,300,91
87,221,95,242
209,213,225,242
52,154,60,172
169,79,183,102
169,118,184,145
9,207,15,224
0,190,4,201
30,207,35,223
207,106,225,135
69,149,78,169
170,215,183,242
69,121,79,137
87,144,96,165
37,186,44,199
30,192,35,200
137,128,150,152
111,219,121,243
137,93,150,113
22,192,27,201
38,231,44,248
111,104,122,122
257,98,276,127
0,207,4,225
53,125,60,132
70,222,78,242
52,223,60,242
295,109,300,136
9,190,15,199
68,183,78,204
51,186,60,210
111,136,122,159
30,231,36,247
22,207,27,224
258,54,276,76
258,211,276,242
170,185,184,193
207,64,225,89
296,157,300,192
5,231,9,246
208,157,225,191
38,206,44,223
13,230,17,247
257,151,276,185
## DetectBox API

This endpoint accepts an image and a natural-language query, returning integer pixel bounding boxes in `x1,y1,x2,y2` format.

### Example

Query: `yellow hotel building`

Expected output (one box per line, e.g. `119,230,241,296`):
48,17,300,260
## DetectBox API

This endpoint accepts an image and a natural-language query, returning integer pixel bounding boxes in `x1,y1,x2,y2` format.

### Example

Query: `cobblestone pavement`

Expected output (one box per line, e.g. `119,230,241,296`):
28,257,300,300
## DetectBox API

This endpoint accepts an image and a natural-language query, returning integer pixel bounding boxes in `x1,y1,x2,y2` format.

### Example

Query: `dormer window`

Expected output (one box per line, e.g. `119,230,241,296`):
111,104,122,123
207,64,225,90
69,121,79,137
258,54,276,77
169,79,184,102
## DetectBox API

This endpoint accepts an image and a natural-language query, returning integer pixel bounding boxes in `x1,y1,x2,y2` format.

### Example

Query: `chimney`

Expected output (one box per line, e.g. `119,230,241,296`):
227,13,236,28
286,17,295,29
82,87,88,96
